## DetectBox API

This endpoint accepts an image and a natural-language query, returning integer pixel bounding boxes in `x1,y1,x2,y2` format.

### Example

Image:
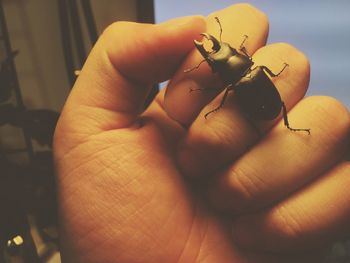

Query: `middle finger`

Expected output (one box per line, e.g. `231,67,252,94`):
177,43,310,177
164,3,269,126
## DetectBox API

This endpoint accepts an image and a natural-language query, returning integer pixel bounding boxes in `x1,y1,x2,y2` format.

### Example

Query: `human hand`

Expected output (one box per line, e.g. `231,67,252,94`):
54,4,350,263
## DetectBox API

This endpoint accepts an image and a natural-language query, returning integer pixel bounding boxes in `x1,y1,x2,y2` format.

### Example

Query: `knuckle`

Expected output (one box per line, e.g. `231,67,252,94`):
227,166,264,209
271,205,304,242
211,3,269,36
269,42,310,74
203,117,237,145
257,42,310,94
101,21,135,41
309,96,350,132
235,3,269,26
283,43,309,66
288,44,309,72
321,96,350,126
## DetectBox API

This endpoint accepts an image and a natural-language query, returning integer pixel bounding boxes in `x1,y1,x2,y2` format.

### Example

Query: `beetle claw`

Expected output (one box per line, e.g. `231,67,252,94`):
197,33,221,52
200,33,211,40
194,39,204,46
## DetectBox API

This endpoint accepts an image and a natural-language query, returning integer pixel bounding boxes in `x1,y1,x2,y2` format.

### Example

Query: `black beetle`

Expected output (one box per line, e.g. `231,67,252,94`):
186,17,310,134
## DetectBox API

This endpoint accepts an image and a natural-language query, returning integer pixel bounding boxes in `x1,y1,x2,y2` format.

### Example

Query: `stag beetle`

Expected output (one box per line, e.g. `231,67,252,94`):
186,17,310,134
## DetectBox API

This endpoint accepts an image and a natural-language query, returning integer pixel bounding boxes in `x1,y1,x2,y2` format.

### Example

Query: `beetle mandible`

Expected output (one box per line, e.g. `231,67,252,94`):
185,17,310,135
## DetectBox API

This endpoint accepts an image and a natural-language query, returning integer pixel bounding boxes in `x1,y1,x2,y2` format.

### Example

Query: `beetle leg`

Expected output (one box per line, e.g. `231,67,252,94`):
204,84,233,119
282,102,311,134
184,59,207,73
239,67,254,79
262,63,289,78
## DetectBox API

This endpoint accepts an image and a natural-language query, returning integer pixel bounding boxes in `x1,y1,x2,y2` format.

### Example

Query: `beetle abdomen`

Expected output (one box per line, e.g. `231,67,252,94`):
235,66,282,120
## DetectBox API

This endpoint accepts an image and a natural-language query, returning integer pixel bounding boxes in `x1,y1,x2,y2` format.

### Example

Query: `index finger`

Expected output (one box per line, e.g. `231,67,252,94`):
54,16,205,153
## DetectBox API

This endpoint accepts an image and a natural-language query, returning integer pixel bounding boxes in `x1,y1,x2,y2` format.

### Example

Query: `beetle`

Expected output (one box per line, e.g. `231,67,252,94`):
186,17,310,134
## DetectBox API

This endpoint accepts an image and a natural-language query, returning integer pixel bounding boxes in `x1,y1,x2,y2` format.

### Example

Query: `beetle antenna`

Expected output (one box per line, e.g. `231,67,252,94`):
184,59,206,73
214,17,223,42
282,102,311,135
204,84,233,119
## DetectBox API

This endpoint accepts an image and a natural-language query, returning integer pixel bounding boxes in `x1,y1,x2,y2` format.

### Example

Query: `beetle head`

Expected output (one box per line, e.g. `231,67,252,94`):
194,33,221,59
193,33,240,74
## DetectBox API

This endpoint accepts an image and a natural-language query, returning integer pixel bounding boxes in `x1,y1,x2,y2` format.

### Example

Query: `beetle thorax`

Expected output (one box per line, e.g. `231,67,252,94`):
209,43,253,84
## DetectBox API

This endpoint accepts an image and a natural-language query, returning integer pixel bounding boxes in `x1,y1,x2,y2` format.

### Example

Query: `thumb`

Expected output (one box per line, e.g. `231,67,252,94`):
55,16,205,149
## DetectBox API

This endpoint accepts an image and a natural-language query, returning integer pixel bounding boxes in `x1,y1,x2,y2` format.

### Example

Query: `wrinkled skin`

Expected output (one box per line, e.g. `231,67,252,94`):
54,4,350,263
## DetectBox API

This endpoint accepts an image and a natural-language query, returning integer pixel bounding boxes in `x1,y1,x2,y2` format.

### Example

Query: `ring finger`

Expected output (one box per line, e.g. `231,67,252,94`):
209,95,350,214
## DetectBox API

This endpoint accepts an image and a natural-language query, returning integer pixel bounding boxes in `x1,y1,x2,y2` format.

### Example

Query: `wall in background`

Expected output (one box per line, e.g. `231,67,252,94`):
2,0,138,112
0,0,140,167
1,2,141,262
155,0,350,110
2,1,349,115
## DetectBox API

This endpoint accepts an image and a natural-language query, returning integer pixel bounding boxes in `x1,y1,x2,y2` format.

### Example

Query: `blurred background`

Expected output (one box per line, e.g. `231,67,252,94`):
0,0,349,262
